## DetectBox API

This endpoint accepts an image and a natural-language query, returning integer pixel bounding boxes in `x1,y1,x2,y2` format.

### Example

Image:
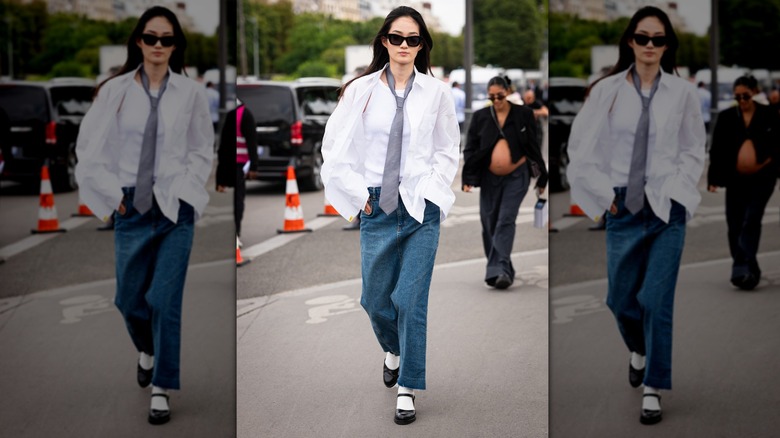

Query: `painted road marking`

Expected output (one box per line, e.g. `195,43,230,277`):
241,216,339,260
59,294,113,324
304,295,361,324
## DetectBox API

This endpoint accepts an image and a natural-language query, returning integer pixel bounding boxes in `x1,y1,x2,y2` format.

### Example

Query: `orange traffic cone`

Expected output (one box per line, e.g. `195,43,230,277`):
31,162,67,234
72,196,93,217
236,235,250,267
564,192,586,217
277,166,313,234
317,195,340,217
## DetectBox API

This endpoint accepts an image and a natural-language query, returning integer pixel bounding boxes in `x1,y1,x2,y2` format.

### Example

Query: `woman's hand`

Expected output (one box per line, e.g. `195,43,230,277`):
363,201,372,215
117,199,126,215
462,184,473,192
707,185,718,193
536,186,545,196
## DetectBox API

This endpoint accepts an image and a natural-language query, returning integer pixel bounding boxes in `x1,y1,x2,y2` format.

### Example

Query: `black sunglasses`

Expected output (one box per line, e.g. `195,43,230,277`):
632,34,667,48
385,34,422,47
734,93,752,102
488,94,506,101
140,34,176,47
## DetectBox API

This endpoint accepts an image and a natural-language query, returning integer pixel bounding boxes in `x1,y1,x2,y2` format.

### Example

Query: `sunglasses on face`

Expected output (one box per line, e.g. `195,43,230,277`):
734,93,752,101
385,34,422,47
488,94,506,101
140,34,176,47
632,34,667,48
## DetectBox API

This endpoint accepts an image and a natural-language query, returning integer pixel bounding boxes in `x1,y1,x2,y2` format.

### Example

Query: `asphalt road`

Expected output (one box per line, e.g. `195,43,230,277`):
549,170,780,436
0,166,236,437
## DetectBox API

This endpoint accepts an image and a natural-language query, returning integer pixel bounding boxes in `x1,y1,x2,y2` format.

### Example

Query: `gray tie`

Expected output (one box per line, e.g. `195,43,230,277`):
379,65,415,215
625,67,660,215
135,68,169,214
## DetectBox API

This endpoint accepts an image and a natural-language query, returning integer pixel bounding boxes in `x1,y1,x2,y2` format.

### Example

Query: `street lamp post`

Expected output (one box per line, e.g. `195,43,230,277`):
464,0,474,128
250,16,259,78
5,16,12,78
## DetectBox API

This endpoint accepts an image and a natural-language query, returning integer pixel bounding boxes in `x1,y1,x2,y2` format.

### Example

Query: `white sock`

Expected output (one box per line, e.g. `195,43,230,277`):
397,386,415,411
139,352,154,370
643,386,661,411
385,352,400,370
630,352,645,370
151,386,169,411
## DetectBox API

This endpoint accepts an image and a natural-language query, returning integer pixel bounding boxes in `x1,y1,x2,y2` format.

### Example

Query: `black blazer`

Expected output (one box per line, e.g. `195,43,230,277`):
216,104,258,188
708,103,780,187
462,102,548,189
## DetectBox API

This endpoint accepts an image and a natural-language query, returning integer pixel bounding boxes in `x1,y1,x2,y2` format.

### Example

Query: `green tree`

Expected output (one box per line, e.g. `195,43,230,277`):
474,0,542,69
719,0,780,69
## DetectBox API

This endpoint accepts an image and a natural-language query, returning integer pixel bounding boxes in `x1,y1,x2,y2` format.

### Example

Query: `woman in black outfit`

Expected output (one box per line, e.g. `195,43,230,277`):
462,76,548,289
708,75,780,290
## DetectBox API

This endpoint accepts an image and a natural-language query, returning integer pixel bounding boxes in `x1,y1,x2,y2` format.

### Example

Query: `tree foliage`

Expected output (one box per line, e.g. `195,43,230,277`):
474,0,543,69
0,0,221,79
549,12,712,78
719,0,780,69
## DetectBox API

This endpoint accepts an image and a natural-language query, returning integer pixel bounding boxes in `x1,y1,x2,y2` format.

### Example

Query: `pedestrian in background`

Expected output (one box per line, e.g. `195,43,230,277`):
206,81,220,133
462,76,548,289
451,81,466,132
523,88,548,149
697,81,711,133
75,6,213,425
321,6,459,425
707,75,779,290
566,6,705,425
217,100,258,242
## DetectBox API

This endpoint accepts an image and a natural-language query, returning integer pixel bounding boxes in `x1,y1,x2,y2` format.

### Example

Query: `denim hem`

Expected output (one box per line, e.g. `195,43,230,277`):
151,377,180,390
643,375,671,390
398,377,426,390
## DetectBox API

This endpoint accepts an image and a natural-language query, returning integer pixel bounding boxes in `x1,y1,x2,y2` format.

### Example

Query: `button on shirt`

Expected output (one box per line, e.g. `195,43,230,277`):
608,82,656,187
362,85,410,186
118,81,165,187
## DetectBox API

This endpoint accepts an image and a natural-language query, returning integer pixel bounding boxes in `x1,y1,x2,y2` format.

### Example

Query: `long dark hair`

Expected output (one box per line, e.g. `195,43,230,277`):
339,6,433,98
588,6,678,94
95,6,187,96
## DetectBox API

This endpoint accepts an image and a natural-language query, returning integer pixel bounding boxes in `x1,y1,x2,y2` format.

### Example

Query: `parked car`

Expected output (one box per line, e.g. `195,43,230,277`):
236,77,340,191
0,77,95,192
547,77,587,193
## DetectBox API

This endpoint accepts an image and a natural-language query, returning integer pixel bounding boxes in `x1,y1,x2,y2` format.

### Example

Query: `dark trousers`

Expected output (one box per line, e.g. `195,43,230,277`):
479,162,530,281
725,170,776,280
235,164,246,236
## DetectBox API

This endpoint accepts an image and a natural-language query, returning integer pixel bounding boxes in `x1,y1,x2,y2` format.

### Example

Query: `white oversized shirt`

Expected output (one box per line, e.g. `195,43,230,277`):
608,83,656,187
567,66,706,223
75,65,214,223
321,67,460,224
362,85,410,186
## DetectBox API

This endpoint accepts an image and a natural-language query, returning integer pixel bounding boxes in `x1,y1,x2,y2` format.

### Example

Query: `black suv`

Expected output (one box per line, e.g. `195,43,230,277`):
548,77,587,193
0,78,95,192
237,77,340,191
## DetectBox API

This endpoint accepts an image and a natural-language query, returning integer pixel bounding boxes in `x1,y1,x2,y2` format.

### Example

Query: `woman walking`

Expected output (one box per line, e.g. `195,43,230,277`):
75,6,213,425
707,75,780,290
321,6,459,425
567,6,706,424
462,76,548,289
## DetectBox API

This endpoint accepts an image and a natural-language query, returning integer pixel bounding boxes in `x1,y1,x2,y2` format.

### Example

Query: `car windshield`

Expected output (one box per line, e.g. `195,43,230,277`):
0,85,49,123
238,85,295,125
297,87,338,117
50,86,94,117
549,86,585,116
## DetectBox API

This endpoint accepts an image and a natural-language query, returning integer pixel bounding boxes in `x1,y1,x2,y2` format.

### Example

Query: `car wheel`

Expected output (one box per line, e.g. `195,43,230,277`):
52,143,78,193
299,147,323,192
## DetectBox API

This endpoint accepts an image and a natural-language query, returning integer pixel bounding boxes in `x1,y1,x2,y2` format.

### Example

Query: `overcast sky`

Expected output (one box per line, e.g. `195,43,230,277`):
183,0,219,35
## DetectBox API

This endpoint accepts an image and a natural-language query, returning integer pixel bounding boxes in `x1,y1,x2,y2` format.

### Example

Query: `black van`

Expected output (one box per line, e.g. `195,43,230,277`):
237,78,340,192
0,78,95,192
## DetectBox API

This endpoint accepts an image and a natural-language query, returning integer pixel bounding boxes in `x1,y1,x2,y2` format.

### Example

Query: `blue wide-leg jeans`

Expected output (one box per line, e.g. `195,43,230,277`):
605,187,686,390
360,187,440,390
114,187,195,390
